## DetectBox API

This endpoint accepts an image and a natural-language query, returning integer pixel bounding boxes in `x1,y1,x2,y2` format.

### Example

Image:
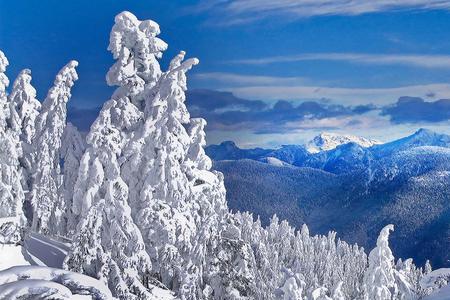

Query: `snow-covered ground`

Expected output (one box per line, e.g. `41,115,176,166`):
0,244,30,271
421,268,450,300
425,285,450,300
0,233,175,299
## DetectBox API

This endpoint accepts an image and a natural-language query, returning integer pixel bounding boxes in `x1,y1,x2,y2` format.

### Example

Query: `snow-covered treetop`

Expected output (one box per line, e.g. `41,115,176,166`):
0,50,10,129
0,50,7,72
9,69,41,143
86,98,142,155
376,224,394,248
0,50,8,92
9,69,38,103
35,60,78,133
107,11,168,101
364,224,397,299
167,51,199,91
39,60,78,112
187,118,212,171
147,50,198,122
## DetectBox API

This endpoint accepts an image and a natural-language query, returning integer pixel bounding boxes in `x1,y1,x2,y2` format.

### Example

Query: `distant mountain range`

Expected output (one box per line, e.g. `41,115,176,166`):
306,132,382,153
206,129,450,268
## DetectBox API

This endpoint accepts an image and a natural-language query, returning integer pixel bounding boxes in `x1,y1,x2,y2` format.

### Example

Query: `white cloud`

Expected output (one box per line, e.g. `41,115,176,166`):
228,83,450,105
193,0,450,24
229,53,450,68
194,72,450,105
193,72,308,86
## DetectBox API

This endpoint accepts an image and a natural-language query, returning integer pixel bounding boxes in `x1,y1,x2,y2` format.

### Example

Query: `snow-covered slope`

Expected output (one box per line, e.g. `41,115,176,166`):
212,130,450,269
306,132,382,153
0,233,175,300
372,128,450,158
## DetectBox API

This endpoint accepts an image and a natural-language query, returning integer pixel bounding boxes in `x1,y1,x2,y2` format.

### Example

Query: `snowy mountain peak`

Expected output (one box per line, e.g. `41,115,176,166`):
412,128,447,140
306,132,382,153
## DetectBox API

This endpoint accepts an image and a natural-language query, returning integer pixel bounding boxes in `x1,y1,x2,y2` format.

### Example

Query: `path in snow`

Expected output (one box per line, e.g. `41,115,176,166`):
24,233,70,268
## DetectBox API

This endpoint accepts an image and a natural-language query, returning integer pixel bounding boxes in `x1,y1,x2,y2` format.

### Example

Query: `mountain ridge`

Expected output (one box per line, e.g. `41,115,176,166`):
208,129,450,268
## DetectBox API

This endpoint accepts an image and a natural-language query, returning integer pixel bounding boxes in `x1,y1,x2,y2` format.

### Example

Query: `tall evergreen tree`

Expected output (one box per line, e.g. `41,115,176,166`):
0,50,25,244
122,50,199,289
31,60,78,234
57,122,85,235
64,99,153,300
364,224,397,300
8,69,41,221
8,69,41,145
66,11,163,299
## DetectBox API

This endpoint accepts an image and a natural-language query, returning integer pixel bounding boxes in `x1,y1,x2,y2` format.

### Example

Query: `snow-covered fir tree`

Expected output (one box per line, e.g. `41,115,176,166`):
0,50,26,244
134,51,200,286
180,118,228,299
30,60,78,234
107,11,167,110
364,224,397,300
64,99,153,299
58,122,85,235
66,12,171,300
8,69,41,221
8,69,41,145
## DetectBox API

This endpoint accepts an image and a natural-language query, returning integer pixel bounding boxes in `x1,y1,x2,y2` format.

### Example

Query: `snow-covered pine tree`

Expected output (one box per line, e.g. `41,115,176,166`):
332,281,346,300
121,50,199,291
0,50,26,244
364,224,398,300
107,11,167,110
276,268,306,300
120,40,230,297
66,12,159,299
205,215,258,299
57,122,85,236
30,60,78,234
64,98,153,300
8,69,41,145
8,69,41,221
179,118,228,299
311,287,332,300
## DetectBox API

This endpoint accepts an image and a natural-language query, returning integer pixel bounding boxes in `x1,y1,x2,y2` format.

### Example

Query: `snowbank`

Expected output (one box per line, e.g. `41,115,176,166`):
424,284,450,300
0,265,114,299
0,244,30,270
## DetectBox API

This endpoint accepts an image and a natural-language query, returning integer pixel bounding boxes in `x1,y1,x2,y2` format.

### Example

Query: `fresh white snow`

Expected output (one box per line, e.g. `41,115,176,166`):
0,244,30,271
424,284,450,300
266,156,286,167
306,132,382,153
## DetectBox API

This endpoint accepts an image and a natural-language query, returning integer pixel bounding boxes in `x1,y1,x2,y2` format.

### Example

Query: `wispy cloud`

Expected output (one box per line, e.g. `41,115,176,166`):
193,72,450,105
229,53,450,68
227,83,450,105
193,72,308,86
192,0,450,25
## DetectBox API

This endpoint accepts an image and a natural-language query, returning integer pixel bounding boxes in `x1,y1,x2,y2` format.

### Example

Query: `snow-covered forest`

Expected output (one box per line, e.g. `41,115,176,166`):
0,11,449,300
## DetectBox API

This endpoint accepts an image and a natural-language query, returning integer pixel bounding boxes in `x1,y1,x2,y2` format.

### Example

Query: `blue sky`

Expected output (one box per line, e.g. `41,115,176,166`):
2,0,450,147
